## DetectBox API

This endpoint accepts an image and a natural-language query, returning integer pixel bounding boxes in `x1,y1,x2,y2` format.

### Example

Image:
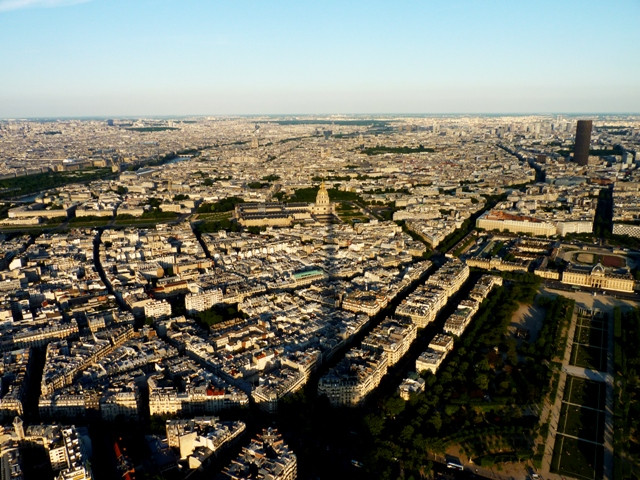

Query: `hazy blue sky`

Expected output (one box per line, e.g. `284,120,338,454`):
1,0,639,117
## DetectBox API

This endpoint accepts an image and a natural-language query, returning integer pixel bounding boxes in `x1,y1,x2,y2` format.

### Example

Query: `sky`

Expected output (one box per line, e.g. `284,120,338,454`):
1,0,639,117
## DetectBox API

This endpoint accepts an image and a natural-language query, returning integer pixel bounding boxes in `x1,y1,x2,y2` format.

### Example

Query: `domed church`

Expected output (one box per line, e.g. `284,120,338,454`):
235,181,337,227
311,181,335,216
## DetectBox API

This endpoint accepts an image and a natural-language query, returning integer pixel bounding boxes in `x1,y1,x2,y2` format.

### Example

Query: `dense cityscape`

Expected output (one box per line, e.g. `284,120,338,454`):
0,115,639,480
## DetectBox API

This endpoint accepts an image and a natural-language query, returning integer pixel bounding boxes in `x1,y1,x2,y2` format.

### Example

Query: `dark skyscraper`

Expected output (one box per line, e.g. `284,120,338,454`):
574,120,593,165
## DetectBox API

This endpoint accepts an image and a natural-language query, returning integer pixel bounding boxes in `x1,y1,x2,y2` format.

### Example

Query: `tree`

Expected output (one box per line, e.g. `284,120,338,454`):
475,373,490,391
261,174,280,181
383,396,406,418
196,196,243,213
247,226,265,234
428,411,442,433
197,310,223,326
399,425,414,445
364,414,385,437
147,197,161,209
477,358,491,372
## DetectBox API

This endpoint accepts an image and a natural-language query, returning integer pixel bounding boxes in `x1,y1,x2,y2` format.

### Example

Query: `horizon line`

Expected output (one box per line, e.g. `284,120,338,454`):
2,112,640,121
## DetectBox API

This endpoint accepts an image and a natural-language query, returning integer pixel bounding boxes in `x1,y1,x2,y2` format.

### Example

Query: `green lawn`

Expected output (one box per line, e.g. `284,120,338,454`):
588,326,607,349
69,219,111,227
577,315,605,330
558,403,604,443
195,211,233,220
571,344,607,371
553,375,606,479
571,318,608,371
576,323,606,344
563,377,606,411
551,435,603,480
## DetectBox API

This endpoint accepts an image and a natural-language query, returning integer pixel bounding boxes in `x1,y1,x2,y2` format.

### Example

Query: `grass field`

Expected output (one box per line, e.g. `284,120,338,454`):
69,219,111,227
577,315,605,330
571,345,607,371
558,403,604,443
576,253,595,264
570,314,608,371
563,377,606,410
552,375,606,480
575,322,607,348
193,211,232,220
551,435,604,480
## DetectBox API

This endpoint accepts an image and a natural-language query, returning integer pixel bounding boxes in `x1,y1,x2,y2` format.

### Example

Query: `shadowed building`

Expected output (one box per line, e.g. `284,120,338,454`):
574,120,593,165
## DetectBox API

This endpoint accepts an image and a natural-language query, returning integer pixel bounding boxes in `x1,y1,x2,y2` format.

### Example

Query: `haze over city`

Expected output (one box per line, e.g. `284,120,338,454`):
1,0,640,117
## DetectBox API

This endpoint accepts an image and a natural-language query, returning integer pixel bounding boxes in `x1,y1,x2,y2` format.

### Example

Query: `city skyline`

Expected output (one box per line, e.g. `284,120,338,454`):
1,0,639,117
1,114,639,479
